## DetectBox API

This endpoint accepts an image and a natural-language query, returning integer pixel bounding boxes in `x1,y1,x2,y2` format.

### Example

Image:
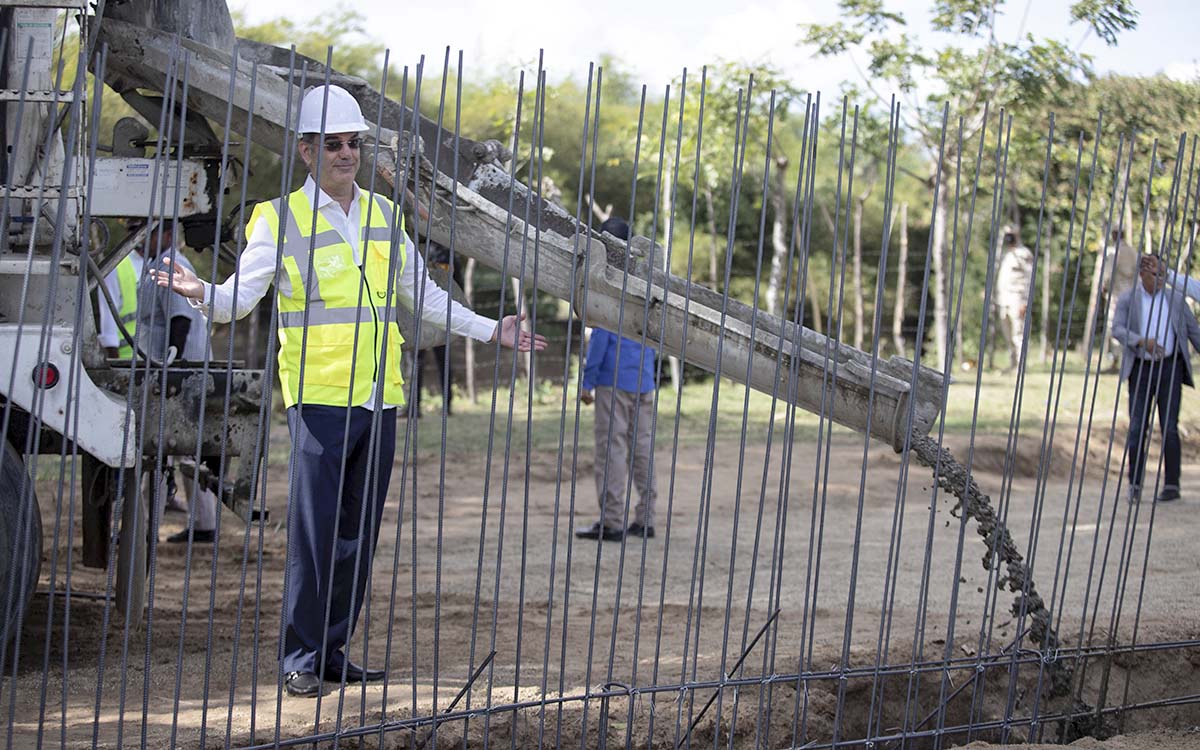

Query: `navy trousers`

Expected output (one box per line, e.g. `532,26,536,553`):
1127,354,1185,492
283,405,395,675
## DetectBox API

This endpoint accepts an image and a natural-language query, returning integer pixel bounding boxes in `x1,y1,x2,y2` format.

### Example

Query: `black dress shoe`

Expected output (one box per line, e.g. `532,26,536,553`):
574,522,624,542
324,660,386,683
284,671,322,697
166,528,215,544
625,523,656,539
1156,486,1181,503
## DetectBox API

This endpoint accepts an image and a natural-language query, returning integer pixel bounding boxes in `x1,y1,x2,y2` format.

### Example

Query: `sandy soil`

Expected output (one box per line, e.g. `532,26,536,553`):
5,425,1200,748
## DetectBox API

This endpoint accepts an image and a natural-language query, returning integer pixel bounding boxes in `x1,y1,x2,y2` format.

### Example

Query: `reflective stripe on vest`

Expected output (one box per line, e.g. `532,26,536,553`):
114,255,138,359
251,189,407,408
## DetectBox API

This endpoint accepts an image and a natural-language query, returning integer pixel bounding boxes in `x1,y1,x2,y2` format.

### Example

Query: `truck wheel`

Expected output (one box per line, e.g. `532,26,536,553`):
1,440,42,650
114,469,146,631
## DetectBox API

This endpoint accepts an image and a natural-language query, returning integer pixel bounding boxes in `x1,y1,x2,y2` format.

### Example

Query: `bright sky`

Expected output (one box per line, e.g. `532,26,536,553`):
233,0,1200,96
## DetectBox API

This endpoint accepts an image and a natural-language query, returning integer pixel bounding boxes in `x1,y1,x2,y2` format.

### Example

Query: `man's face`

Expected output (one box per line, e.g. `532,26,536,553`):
1139,255,1166,293
141,221,173,258
299,131,361,194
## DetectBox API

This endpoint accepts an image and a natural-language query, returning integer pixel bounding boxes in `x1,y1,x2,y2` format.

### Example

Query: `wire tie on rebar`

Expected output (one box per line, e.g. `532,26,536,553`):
601,680,633,697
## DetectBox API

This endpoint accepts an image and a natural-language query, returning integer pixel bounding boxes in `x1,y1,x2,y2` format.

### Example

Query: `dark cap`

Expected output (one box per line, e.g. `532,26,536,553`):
600,216,630,241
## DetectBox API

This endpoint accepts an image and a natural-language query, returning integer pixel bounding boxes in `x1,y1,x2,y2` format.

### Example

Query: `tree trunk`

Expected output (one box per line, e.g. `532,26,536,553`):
766,154,790,318
1082,237,1105,355
510,277,532,381
1040,222,1052,363
892,202,908,359
807,274,823,335
952,225,964,361
464,257,477,403
660,155,682,393
852,196,864,351
931,173,950,368
704,187,720,288
1124,194,1135,246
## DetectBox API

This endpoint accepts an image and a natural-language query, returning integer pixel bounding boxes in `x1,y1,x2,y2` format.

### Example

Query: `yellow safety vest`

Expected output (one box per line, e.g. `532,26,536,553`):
114,255,138,359
248,188,407,409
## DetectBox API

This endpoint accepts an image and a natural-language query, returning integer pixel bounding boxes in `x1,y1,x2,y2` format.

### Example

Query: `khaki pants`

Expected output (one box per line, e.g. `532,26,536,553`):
593,386,657,529
998,307,1025,371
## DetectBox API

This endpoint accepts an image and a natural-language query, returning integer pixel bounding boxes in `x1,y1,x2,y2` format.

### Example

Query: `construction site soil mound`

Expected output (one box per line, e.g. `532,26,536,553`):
8,427,1200,748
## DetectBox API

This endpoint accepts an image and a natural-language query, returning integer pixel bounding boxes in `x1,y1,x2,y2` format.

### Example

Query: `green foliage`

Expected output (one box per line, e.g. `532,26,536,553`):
931,0,996,35
800,0,1134,142
1069,0,1139,46
232,8,388,87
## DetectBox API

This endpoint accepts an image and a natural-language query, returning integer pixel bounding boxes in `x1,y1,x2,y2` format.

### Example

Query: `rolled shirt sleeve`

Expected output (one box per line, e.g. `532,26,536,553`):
398,234,496,342
190,212,281,323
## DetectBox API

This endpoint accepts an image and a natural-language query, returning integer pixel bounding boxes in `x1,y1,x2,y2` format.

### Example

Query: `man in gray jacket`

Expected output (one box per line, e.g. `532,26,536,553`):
1112,253,1200,503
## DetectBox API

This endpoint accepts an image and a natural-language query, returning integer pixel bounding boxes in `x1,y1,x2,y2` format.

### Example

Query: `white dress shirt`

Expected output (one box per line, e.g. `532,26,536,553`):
1137,285,1176,359
195,176,497,409
98,251,144,349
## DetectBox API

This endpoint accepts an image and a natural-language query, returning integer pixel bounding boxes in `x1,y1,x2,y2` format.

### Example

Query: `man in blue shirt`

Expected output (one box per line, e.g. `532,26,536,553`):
576,217,659,542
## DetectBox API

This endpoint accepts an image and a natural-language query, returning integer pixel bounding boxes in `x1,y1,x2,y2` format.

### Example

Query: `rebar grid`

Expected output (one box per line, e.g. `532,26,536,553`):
0,16,1198,750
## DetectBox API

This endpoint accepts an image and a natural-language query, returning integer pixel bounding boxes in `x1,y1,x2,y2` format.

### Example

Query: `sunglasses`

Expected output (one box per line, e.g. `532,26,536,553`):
321,137,363,152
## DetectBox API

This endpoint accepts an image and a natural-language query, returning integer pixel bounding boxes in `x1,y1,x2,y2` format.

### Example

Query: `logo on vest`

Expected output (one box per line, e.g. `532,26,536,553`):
315,254,349,277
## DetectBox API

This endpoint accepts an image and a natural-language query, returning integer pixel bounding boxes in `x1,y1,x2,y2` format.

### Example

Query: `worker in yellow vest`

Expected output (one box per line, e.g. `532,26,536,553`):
152,84,546,698
98,248,142,359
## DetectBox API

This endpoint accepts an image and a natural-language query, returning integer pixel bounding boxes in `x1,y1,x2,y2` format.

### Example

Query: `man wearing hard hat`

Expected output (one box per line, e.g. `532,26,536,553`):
153,84,546,697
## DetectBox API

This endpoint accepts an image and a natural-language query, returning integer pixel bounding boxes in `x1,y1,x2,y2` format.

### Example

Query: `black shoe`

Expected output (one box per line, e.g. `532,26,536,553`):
324,660,386,683
574,522,624,542
625,523,656,538
166,528,215,544
1156,487,1181,503
284,670,322,697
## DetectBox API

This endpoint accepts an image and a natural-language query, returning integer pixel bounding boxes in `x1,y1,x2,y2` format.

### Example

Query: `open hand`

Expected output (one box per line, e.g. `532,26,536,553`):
150,257,206,300
492,313,548,352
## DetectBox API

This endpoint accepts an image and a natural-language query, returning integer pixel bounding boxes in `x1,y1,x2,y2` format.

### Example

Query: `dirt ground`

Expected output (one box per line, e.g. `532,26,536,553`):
6,424,1200,748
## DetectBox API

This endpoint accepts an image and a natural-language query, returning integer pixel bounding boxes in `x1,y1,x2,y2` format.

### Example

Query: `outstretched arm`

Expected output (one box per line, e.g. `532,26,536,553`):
399,234,546,351
1168,269,1200,303
148,210,278,323
491,313,547,352
151,257,205,300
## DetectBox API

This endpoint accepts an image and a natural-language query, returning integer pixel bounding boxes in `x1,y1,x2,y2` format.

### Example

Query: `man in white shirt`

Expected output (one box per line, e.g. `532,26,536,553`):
994,226,1035,373
1111,253,1200,504
152,84,546,697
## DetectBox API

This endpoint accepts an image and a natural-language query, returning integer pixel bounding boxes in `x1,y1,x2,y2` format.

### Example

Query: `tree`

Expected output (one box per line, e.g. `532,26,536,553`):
802,0,1138,368
1030,73,1200,355
667,62,805,310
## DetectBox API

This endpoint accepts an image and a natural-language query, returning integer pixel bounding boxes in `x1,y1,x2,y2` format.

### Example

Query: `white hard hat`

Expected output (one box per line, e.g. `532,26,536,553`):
296,85,369,134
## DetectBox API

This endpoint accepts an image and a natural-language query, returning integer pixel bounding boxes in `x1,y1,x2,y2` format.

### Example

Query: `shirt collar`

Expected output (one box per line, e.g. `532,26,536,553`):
302,174,361,211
